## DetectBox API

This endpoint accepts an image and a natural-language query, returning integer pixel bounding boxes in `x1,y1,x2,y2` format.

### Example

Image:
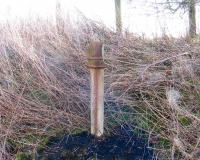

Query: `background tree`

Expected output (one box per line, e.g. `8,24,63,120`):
188,0,196,38
115,0,122,33
56,0,64,34
161,0,199,38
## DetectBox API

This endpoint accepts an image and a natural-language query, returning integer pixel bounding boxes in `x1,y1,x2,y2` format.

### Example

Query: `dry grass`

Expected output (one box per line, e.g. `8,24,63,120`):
0,15,200,159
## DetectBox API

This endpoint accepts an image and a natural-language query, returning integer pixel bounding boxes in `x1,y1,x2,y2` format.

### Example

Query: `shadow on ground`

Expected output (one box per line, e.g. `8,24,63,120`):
36,125,154,160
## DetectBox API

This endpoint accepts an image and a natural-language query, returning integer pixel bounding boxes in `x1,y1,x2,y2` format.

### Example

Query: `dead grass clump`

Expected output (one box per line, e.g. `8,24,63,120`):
108,36,200,159
0,18,91,158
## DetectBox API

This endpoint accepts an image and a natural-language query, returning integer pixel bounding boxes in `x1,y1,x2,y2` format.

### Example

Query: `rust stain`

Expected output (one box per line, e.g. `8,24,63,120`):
87,42,106,69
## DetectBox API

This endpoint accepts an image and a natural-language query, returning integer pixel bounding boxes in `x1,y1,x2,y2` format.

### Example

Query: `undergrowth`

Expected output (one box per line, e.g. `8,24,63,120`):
0,14,199,160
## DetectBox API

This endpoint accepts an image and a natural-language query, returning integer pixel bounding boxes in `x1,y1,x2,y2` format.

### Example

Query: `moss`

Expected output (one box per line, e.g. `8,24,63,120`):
106,107,136,128
122,114,131,121
7,139,18,153
18,134,43,149
9,134,51,158
137,119,149,130
106,116,119,128
181,90,190,99
159,138,171,149
194,92,200,102
71,128,85,135
187,79,193,84
37,136,49,152
15,153,32,160
132,128,144,137
179,116,192,126
194,110,200,116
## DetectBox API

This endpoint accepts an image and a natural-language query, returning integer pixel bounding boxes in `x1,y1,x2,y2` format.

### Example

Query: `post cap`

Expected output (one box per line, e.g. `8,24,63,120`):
87,41,106,69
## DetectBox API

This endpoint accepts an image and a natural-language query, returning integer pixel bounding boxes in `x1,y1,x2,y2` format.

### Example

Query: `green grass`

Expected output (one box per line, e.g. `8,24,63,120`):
15,153,32,160
159,138,171,149
179,116,192,127
194,92,200,102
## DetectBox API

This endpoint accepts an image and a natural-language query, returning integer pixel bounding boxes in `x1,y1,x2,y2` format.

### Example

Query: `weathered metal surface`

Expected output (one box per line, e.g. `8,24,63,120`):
90,69,104,136
87,41,105,137
87,42,106,69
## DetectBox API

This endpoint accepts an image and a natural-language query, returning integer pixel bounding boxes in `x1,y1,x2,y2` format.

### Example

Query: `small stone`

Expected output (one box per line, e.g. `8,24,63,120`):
166,89,182,106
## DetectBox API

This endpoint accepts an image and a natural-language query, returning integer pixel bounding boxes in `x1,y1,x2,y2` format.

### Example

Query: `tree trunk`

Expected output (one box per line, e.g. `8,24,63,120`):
188,0,196,38
56,0,64,34
115,0,122,33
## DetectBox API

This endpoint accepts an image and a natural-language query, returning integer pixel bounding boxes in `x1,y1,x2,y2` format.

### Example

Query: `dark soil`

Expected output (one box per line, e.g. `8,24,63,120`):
36,125,154,160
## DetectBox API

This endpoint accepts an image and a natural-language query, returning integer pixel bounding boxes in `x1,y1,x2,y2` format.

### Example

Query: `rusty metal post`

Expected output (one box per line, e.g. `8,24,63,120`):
87,42,106,137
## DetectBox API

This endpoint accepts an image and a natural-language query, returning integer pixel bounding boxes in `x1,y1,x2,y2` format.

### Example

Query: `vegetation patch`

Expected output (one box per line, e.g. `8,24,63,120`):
0,15,199,160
